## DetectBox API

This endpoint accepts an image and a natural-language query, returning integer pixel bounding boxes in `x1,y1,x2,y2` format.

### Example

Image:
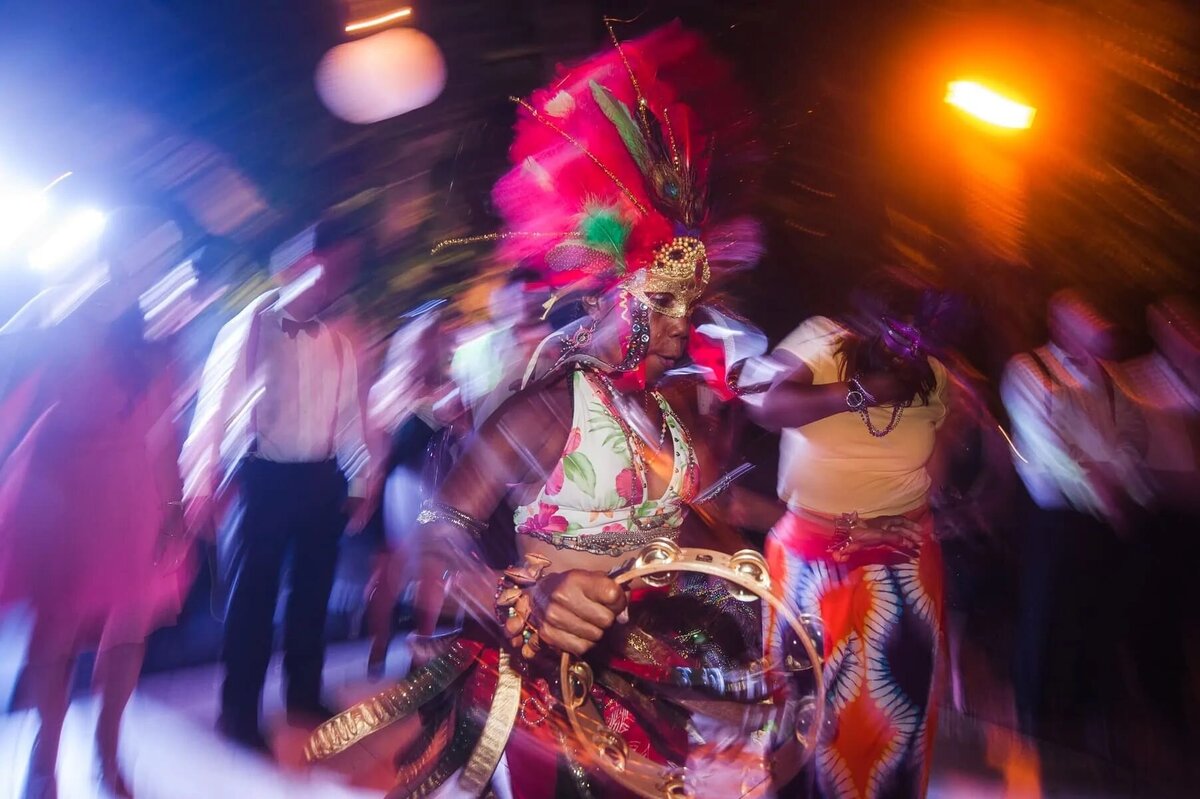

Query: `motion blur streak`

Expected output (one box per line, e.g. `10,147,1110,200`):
344,7,412,34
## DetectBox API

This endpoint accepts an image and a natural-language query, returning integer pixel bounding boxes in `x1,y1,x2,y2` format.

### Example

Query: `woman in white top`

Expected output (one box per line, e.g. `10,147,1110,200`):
744,284,950,799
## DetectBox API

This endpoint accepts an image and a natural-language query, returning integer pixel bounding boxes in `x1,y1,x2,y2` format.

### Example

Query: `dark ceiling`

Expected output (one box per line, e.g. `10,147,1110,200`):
2,0,1197,364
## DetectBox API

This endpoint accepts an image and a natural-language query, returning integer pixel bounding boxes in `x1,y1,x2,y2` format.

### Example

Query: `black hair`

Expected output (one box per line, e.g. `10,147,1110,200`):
836,272,939,406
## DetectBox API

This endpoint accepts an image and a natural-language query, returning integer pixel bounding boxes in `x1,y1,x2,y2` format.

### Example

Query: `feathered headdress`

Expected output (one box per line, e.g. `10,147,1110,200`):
490,20,762,313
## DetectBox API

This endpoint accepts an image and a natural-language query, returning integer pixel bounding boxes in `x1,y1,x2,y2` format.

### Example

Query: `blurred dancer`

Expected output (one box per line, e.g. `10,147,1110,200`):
362,302,464,676
0,209,190,799
307,23,775,797
1113,297,1200,749
449,268,549,426
744,280,952,798
181,217,371,751
1122,297,1200,515
1002,290,1147,744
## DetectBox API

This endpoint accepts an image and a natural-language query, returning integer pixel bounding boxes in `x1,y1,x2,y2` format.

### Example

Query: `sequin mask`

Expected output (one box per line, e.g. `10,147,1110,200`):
623,236,710,319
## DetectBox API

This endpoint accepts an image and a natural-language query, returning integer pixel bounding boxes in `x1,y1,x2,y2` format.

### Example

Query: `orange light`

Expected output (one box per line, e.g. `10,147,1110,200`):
345,6,412,34
945,81,1036,130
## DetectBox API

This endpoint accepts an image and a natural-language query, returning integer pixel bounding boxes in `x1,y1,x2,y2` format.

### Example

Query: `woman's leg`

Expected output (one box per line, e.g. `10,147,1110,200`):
93,641,145,798
24,623,75,799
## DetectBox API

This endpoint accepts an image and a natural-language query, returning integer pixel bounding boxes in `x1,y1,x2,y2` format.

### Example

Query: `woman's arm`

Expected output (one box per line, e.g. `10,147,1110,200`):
746,350,913,431
413,384,626,655
749,354,851,430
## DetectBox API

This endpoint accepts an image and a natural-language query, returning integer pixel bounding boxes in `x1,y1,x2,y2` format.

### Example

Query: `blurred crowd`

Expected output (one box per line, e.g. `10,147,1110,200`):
1,200,1198,797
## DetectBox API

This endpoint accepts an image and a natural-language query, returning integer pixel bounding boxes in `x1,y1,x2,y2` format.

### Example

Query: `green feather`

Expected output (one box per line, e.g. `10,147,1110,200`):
590,80,650,172
579,205,631,263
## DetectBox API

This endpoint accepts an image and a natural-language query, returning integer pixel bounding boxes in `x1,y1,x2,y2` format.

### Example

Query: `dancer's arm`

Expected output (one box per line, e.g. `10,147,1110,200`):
413,382,626,656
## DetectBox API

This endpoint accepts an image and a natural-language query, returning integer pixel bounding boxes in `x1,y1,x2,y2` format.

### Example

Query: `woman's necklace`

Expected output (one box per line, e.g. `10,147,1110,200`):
858,400,910,437
595,371,669,450
641,392,669,449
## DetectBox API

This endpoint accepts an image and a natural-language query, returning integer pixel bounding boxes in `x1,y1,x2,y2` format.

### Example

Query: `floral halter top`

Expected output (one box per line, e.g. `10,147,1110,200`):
513,369,700,557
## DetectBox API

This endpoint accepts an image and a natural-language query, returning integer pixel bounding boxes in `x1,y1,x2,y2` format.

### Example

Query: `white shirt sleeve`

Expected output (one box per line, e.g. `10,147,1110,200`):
1000,353,1092,512
774,316,844,384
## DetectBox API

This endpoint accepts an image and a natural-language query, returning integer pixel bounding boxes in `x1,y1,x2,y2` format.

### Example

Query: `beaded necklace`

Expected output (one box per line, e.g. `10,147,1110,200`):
587,369,698,503
858,399,911,437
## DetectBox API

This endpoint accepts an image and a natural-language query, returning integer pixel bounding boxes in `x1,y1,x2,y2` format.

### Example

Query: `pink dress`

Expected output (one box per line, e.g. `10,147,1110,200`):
0,319,187,653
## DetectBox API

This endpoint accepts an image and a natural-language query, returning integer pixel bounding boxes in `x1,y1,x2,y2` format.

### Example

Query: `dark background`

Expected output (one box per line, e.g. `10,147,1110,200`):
3,0,1196,350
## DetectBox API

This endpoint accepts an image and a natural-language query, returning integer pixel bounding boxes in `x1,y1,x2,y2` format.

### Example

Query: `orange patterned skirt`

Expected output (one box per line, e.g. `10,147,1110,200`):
764,508,945,799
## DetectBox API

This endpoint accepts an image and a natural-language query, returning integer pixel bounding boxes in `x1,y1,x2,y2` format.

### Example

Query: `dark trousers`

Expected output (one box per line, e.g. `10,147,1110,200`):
1013,504,1123,742
220,458,347,729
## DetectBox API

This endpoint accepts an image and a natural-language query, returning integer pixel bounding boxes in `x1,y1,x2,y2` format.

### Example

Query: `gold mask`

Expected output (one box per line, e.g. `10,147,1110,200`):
624,236,710,318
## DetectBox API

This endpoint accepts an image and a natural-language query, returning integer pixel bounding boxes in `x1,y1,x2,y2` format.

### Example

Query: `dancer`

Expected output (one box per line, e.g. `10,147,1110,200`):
1003,291,1147,745
744,282,952,799
0,209,191,799
307,22,776,798
363,302,465,677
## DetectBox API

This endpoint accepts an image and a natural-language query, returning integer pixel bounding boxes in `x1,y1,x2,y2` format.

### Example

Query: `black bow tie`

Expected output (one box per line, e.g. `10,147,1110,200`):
281,317,320,339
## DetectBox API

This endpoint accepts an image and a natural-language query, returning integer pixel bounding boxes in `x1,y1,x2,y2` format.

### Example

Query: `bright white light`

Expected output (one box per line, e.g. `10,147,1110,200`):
0,186,50,250
28,208,108,273
945,81,1037,130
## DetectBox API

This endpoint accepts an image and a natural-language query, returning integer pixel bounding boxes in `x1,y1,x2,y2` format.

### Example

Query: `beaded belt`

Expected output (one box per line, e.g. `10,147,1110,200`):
522,524,681,557
305,640,478,762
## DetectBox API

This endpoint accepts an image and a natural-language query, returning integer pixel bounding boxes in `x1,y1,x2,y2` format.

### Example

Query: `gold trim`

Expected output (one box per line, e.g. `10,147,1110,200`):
305,641,475,762
457,651,523,794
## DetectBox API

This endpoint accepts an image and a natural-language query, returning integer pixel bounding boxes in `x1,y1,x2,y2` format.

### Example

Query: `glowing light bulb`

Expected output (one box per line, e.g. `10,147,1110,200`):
945,81,1037,130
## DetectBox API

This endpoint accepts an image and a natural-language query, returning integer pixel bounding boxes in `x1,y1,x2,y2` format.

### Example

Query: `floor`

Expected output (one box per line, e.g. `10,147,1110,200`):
0,633,1187,798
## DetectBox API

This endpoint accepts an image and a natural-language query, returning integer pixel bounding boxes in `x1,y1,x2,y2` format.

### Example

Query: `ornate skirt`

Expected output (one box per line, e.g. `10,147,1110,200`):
764,509,944,799
311,578,779,799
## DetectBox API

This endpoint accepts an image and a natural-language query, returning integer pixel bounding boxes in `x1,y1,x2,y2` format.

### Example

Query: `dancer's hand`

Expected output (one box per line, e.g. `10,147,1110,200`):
529,570,627,656
830,514,923,562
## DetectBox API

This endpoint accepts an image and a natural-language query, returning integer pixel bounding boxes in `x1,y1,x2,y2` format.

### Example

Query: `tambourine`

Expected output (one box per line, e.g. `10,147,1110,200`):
560,538,824,799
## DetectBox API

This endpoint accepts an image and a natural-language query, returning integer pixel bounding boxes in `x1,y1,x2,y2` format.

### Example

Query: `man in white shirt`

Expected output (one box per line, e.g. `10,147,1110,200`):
1001,290,1147,740
181,218,371,751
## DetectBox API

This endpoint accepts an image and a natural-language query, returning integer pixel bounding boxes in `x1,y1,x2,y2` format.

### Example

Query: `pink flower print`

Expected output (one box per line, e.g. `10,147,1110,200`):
601,523,627,533
615,467,642,504
517,502,569,535
545,427,583,496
